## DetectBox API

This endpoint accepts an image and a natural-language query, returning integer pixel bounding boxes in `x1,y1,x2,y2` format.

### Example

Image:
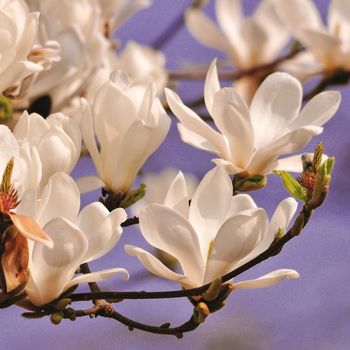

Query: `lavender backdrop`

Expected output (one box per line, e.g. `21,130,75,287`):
2,0,349,349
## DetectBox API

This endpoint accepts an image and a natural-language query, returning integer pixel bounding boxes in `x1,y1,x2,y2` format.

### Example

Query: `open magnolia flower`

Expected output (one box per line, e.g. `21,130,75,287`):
274,0,350,80
185,0,289,102
165,61,340,176
131,167,198,217
126,166,299,290
15,172,128,306
79,70,171,194
0,0,44,95
13,111,81,191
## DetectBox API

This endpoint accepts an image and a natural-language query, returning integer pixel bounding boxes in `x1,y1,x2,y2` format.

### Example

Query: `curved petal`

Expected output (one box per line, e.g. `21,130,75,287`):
275,153,328,173
291,91,340,129
164,171,189,218
189,167,233,258
185,7,231,54
250,72,302,149
233,269,299,290
204,59,221,115
229,194,257,216
139,204,204,286
75,175,105,194
204,209,268,284
65,268,129,291
165,88,225,153
212,87,254,168
125,245,194,288
27,217,88,306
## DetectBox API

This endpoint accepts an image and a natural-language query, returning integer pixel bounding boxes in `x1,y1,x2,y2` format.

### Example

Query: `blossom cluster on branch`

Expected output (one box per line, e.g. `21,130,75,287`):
0,0,344,339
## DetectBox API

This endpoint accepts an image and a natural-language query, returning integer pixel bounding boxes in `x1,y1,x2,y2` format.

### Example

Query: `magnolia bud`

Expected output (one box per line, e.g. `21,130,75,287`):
234,175,267,192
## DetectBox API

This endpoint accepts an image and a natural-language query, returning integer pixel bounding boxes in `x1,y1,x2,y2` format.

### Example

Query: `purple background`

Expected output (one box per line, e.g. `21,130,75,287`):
2,0,349,349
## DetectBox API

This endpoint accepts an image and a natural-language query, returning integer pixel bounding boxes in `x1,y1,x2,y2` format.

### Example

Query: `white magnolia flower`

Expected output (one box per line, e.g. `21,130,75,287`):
17,172,128,306
274,0,350,80
13,111,81,190
118,41,168,96
131,167,198,217
126,167,299,290
185,0,289,102
0,0,43,95
79,71,171,194
165,61,340,176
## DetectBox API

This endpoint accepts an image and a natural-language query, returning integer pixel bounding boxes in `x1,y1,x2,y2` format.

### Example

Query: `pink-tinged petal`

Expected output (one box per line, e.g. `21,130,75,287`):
291,91,340,129
164,172,189,218
212,87,254,168
204,60,221,115
65,268,129,291
233,269,299,290
185,7,231,54
80,99,103,177
329,0,350,50
189,167,233,257
269,198,298,240
27,217,88,306
165,88,225,153
139,204,204,286
204,210,268,284
9,213,53,248
125,245,194,289
247,126,323,175
77,203,127,262
211,158,248,175
75,176,105,194
250,72,302,149
36,172,80,227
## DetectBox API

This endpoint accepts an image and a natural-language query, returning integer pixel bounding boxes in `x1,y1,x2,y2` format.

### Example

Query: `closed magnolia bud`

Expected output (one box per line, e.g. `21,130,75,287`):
50,311,63,325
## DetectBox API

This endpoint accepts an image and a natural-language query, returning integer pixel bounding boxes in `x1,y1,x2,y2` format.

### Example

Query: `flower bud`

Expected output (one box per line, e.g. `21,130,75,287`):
0,96,13,122
234,175,267,192
50,311,63,325
202,278,222,301
193,302,210,324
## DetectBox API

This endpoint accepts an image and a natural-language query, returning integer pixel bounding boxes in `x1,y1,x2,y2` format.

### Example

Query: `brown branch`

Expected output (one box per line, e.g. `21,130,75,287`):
168,49,303,82
69,204,313,303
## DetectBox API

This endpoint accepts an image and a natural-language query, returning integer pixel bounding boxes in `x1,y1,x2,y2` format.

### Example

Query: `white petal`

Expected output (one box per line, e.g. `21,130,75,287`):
165,88,225,153
204,209,268,284
291,91,341,129
229,194,258,216
36,172,80,227
139,204,204,286
269,198,298,240
185,8,231,54
204,59,221,115
75,176,105,194
275,153,328,173
189,167,233,259
164,171,189,218
65,268,129,291
233,269,299,290
27,217,88,306
125,245,194,288
212,87,254,168
250,72,302,149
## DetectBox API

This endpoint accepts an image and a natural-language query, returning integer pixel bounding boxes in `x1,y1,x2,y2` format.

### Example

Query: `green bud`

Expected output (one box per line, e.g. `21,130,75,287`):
274,171,307,202
120,183,146,209
234,175,267,192
1,158,14,193
50,311,63,325
0,95,13,122
323,157,335,175
53,298,72,311
202,278,222,301
312,142,324,173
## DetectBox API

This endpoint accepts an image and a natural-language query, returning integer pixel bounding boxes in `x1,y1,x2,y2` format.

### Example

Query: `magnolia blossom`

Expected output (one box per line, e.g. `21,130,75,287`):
15,172,128,306
79,71,171,194
0,0,44,95
165,61,340,176
126,167,299,289
131,167,198,217
13,111,81,190
274,0,350,80
185,0,289,102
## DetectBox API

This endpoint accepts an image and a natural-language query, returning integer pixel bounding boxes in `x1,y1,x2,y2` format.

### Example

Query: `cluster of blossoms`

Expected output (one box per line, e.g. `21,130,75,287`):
0,0,343,338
